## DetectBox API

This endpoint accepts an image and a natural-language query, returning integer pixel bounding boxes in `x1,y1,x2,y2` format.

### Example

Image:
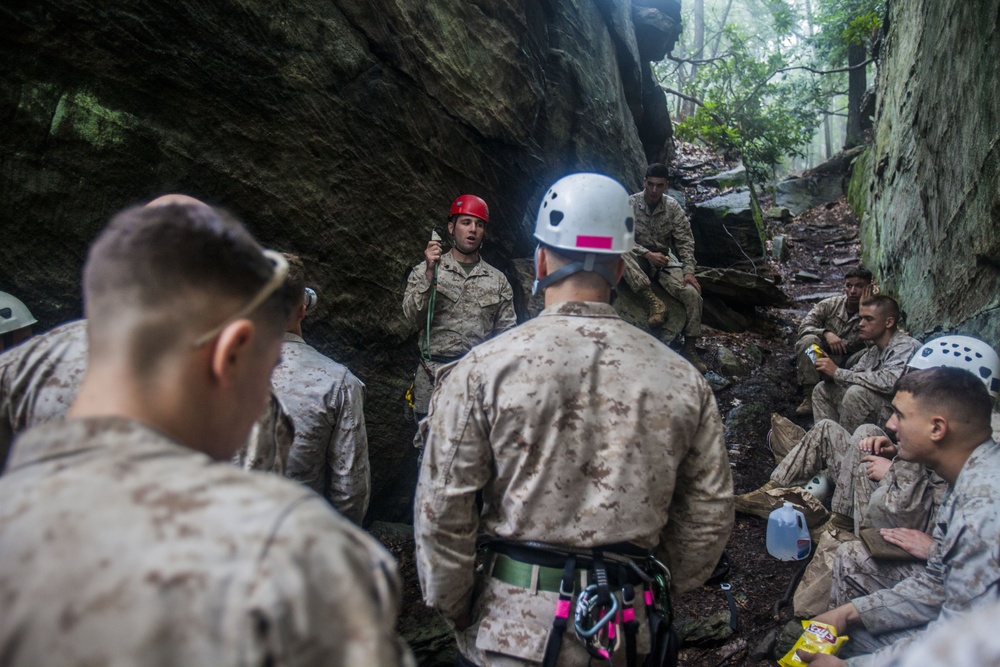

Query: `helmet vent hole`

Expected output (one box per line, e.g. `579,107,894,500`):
980,367,992,379
625,216,634,233
551,192,558,199
549,210,564,226
0,308,10,319
921,348,933,358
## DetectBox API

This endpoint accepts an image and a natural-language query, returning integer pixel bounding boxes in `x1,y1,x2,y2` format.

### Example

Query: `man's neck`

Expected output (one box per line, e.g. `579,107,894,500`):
846,300,860,315
286,322,303,337
544,285,612,308
874,328,896,350
450,247,480,264
933,434,990,485
644,195,660,211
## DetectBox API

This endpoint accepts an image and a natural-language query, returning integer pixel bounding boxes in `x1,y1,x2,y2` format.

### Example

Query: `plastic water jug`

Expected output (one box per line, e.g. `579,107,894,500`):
766,502,811,561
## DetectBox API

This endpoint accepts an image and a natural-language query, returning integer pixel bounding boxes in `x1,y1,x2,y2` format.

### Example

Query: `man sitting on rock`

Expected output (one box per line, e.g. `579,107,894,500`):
796,366,1000,666
793,268,873,416
812,294,920,432
621,163,707,371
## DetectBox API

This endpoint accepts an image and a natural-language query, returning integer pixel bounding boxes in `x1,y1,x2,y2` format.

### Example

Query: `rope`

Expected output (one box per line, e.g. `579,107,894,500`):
420,262,439,363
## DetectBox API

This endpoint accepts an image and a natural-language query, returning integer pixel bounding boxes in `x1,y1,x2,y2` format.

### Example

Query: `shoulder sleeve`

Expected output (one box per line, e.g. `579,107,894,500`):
798,298,836,339
251,496,414,666
402,261,433,328
667,199,697,275
325,370,370,525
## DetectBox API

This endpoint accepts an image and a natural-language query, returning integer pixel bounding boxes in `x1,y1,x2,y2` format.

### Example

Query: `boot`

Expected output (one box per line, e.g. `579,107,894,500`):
809,512,854,540
734,480,781,518
639,286,666,327
681,337,707,373
795,385,816,416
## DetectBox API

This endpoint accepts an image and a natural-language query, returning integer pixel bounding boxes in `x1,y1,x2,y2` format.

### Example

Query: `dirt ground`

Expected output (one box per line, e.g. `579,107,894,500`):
375,145,864,666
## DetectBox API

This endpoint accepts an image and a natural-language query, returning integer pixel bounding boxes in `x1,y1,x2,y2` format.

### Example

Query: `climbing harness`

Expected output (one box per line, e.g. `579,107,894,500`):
485,540,678,667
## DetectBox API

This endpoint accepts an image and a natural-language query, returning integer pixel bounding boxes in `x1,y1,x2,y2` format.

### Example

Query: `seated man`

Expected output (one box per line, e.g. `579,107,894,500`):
0,202,411,665
812,295,920,432
793,268,872,415
271,254,370,524
0,292,36,353
799,366,1000,665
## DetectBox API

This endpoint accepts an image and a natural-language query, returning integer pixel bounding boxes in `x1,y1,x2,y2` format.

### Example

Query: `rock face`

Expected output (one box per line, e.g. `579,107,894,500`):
691,191,766,268
0,0,674,520
854,0,1000,341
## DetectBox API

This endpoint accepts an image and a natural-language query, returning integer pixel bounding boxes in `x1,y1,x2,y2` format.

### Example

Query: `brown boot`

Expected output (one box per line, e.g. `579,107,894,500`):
734,480,781,518
809,512,854,540
795,385,816,416
639,287,666,327
681,337,707,373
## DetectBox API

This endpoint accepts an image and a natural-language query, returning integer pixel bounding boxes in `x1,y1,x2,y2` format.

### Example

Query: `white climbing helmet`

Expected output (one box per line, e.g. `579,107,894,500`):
531,173,634,293
907,335,1000,399
0,291,37,336
803,473,832,504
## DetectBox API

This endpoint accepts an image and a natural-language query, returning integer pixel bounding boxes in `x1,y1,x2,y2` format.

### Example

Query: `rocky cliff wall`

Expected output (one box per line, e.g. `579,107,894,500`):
0,0,677,519
857,0,1000,341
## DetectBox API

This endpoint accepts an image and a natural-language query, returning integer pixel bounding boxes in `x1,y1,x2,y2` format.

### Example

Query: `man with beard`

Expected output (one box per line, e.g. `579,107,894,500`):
402,195,516,421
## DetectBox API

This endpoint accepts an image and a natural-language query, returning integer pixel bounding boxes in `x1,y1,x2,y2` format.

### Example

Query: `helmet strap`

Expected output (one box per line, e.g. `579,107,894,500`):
532,246,619,295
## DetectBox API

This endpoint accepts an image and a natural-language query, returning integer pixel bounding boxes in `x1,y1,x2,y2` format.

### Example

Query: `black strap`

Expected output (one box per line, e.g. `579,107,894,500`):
720,582,738,632
541,555,576,667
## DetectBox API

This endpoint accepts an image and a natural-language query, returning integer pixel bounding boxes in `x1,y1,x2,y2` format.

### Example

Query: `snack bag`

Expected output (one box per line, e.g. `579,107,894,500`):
805,344,825,364
778,620,848,667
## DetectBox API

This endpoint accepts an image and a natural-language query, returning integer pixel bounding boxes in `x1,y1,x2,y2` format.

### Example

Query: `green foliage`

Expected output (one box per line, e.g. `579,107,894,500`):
675,26,825,184
811,0,885,63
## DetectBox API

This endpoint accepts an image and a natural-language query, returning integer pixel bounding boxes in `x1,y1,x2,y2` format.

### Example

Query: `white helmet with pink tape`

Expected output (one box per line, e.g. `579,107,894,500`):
531,173,634,293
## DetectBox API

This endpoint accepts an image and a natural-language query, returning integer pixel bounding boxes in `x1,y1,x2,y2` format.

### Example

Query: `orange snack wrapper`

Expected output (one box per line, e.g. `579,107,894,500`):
778,620,849,667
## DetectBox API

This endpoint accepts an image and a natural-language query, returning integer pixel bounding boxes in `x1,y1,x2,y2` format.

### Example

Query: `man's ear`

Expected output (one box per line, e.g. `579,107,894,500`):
210,319,256,388
613,257,625,283
296,303,307,324
929,415,948,443
535,246,549,280
447,218,456,237
885,315,896,330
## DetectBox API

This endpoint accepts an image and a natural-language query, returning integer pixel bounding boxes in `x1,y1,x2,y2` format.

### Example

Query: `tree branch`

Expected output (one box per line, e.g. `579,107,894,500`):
776,59,873,76
660,86,725,126
667,53,731,66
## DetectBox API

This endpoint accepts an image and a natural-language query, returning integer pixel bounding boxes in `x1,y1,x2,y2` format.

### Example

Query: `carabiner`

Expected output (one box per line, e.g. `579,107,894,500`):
574,584,620,638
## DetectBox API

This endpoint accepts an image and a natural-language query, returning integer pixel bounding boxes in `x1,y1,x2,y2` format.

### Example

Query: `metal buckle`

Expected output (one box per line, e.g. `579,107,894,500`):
574,584,620,638
720,582,732,592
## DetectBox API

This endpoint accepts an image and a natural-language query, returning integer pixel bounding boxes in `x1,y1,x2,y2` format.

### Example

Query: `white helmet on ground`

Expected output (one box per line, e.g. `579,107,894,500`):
0,291,37,336
532,173,634,294
907,335,1000,399
803,473,832,504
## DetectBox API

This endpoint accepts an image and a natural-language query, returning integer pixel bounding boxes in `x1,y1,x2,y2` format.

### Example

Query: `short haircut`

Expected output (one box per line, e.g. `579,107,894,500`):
84,204,291,369
896,366,992,428
645,163,670,180
282,253,307,310
861,294,900,322
845,267,873,282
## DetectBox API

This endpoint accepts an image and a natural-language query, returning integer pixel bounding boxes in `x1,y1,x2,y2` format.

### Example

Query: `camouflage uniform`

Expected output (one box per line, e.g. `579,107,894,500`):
414,301,733,666
791,425,947,617
891,599,1000,667
834,439,1000,665
0,417,412,666
0,320,291,476
794,295,865,387
812,331,921,432
624,192,702,338
271,332,370,524
402,252,516,414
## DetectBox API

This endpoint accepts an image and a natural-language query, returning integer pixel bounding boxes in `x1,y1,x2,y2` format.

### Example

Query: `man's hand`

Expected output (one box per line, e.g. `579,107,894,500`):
858,435,896,457
823,331,847,356
644,251,669,268
861,455,892,482
880,528,934,560
683,273,702,294
795,650,847,666
424,240,444,281
815,356,839,378
813,603,860,635
861,283,879,300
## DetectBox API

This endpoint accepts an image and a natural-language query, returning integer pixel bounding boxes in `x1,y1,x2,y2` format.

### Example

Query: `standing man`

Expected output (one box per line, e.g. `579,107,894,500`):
812,295,920,432
793,268,873,415
402,194,516,419
271,254,370,525
0,202,411,665
797,366,1000,666
622,163,706,372
415,173,733,666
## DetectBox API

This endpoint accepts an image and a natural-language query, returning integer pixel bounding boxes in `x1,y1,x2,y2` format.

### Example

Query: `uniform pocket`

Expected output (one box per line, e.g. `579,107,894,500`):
475,615,549,662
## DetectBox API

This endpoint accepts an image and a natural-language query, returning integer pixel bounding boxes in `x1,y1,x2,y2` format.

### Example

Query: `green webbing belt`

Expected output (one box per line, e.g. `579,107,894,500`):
491,553,576,593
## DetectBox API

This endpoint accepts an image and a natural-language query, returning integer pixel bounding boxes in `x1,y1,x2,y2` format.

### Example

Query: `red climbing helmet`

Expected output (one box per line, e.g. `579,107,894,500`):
449,194,490,223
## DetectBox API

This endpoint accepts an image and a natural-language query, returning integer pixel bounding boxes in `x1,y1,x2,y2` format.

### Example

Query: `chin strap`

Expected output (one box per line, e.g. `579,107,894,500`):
531,247,618,295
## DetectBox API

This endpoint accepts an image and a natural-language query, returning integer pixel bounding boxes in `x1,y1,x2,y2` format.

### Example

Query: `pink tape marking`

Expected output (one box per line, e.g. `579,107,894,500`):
644,590,654,606
623,608,635,623
598,649,611,659
608,622,616,639
575,235,614,250
555,599,571,619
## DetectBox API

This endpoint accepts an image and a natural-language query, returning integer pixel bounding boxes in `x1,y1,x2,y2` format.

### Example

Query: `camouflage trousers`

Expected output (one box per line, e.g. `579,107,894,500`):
811,381,893,434
831,540,926,658
455,564,651,666
770,420,883,517
621,254,702,337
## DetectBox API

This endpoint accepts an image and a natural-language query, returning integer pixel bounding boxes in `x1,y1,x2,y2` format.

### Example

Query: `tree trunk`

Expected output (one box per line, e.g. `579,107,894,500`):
845,43,867,148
